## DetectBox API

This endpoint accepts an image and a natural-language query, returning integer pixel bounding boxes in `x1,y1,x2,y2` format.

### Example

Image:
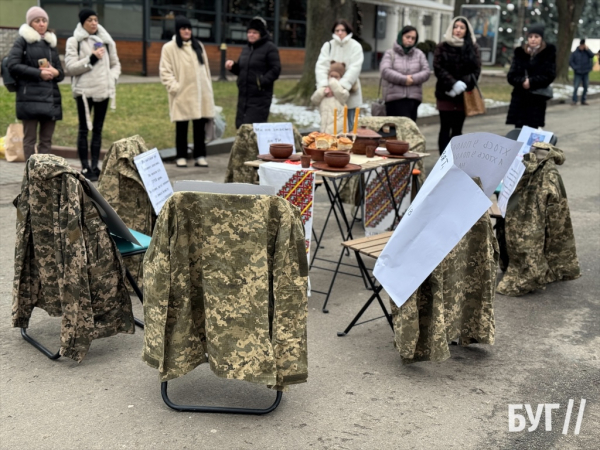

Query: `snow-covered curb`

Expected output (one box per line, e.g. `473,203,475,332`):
270,83,599,128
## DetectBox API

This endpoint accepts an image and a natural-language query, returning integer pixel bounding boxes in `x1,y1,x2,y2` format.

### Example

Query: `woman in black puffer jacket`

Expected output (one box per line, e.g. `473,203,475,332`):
7,6,64,160
433,16,481,155
225,17,281,129
506,24,556,129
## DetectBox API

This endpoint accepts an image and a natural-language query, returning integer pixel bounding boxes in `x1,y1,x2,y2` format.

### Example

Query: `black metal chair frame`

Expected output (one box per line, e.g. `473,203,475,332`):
20,248,146,360
160,381,283,415
311,159,416,313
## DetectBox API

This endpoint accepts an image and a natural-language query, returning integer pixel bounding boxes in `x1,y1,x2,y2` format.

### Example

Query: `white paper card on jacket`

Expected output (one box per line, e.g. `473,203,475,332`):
497,126,554,217
253,122,295,155
133,148,173,215
373,132,522,308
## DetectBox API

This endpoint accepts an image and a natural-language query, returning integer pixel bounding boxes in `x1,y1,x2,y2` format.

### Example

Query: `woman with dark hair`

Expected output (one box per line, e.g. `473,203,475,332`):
225,17,281,129
65,9,121,180
379,25,430,122
160,15,215,168
315,19,364,127
6,6,63,160
506,24,556,129
433,16,481,154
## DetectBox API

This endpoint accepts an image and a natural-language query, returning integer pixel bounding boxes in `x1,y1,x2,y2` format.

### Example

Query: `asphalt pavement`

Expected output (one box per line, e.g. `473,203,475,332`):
0,100,598,450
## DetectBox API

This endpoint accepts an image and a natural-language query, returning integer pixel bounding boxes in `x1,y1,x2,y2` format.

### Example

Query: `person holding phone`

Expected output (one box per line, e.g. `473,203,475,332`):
65,9,121,181
6,6,64,160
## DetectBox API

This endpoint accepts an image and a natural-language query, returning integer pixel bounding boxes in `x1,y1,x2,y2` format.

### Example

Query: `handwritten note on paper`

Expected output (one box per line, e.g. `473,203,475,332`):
253,122,295,155
133,148,173,215
373,133,523,308
497,126,554,217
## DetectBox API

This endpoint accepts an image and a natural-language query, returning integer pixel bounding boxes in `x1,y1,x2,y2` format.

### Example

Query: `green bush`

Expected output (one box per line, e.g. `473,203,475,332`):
416,39,437,54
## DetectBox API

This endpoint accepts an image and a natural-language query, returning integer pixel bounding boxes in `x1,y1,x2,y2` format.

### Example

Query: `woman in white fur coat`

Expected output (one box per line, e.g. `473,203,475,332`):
159,16,215,168
65,9,121,180
6,6,64,160
315,19,363,127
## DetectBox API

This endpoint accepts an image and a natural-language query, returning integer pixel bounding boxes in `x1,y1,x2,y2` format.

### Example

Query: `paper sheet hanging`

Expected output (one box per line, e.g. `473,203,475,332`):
253,122,295,155
133,148,173,215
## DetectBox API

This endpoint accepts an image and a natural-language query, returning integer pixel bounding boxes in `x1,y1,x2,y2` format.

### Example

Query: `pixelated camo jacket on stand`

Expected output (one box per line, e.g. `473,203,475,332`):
98,135,157,284
12,155,135,362
390,184,499,364
497,143,580,296
142,192,308,390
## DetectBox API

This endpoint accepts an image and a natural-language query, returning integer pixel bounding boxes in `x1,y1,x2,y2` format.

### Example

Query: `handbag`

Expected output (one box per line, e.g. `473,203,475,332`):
463,74,486,117
371,49,395,117
525,71,553,100
5,122,25,162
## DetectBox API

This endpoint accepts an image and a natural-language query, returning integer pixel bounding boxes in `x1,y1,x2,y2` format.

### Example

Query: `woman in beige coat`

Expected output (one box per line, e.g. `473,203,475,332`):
160,16,215,168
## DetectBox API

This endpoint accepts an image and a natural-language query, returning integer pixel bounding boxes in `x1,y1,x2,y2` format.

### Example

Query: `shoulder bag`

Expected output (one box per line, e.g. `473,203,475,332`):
525,70,553,100
463,74,486,117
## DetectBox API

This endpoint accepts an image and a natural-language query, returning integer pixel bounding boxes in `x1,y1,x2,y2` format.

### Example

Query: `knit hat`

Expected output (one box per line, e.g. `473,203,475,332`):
329,61,346,79
247,17,268,37
527,23,545,39
175,15,192,32
79,9,97,25
26,6,48,25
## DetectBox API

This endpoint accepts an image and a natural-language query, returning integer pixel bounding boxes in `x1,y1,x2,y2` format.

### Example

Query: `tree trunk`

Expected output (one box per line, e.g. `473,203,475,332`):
555,0,585,83
453,0,468,19
281,0,354,105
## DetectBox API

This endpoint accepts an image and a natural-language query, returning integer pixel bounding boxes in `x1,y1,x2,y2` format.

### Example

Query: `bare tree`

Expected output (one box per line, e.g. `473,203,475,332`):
453,0,468,19
281,0,354,104
555,0,586,82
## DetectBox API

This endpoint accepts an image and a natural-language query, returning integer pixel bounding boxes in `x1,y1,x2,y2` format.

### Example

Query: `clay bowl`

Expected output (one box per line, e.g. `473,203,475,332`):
270,143,294,159
385,140,410,155
324,151,351,168
304,147,328,161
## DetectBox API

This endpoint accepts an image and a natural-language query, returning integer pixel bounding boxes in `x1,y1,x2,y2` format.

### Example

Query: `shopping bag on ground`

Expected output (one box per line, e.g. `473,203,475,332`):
5,123,25,162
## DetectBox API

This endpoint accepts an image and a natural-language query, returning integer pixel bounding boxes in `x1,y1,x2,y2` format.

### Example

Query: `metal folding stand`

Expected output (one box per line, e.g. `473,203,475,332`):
316,160,415,313
337,248,394,336
160,381,283,415
20,229,150,359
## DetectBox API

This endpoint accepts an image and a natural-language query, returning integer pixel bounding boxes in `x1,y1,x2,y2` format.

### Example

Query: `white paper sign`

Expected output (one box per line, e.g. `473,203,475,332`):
373,133,523,308
253,122,295,155
133,148,173,215
497,126,554,217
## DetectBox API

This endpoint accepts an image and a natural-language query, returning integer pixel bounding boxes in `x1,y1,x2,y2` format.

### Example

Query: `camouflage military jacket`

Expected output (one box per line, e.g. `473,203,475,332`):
13,155,135,362
98,135,156,284
224,124,304,184
390,199,499,364
497,143,580,296
142,192,308,390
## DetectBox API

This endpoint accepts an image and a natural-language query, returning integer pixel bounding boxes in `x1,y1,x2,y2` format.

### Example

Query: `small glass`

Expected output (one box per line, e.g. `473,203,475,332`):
365,145,376,158
301,154,311,168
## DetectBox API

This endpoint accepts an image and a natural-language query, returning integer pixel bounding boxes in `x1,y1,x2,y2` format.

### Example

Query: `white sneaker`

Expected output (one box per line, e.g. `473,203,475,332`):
195,156,208,167
176,158,187,167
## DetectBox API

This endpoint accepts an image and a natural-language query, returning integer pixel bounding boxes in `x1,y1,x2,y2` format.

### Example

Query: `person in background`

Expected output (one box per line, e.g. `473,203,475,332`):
506,24,556,129
160,15,215,168
433,16,481,154
379,25,430,122
311,61,350,134
65,9,121,181
225,17,281,129
569,39,594,106
315,19,363,128
6,6,63,160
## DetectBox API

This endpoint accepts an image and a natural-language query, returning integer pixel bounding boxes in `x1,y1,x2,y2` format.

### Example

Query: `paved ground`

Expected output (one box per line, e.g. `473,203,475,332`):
0,100,598,449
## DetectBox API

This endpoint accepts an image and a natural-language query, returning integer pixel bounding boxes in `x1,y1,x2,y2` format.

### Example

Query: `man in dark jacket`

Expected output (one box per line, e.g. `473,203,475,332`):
225,17,281,129
569,39,594,105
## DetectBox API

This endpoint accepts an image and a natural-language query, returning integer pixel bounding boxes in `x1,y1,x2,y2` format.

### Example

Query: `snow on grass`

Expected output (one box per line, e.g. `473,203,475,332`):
270,83,599,126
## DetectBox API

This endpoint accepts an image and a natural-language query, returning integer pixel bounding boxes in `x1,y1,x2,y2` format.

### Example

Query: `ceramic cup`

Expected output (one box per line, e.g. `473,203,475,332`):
301,154,311,168
365,145,376,158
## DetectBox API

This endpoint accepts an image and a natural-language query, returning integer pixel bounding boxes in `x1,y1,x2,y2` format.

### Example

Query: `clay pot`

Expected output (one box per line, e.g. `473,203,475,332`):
352,127,382,155
324,151,350,168
385,140,410,155
270,143,293,159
